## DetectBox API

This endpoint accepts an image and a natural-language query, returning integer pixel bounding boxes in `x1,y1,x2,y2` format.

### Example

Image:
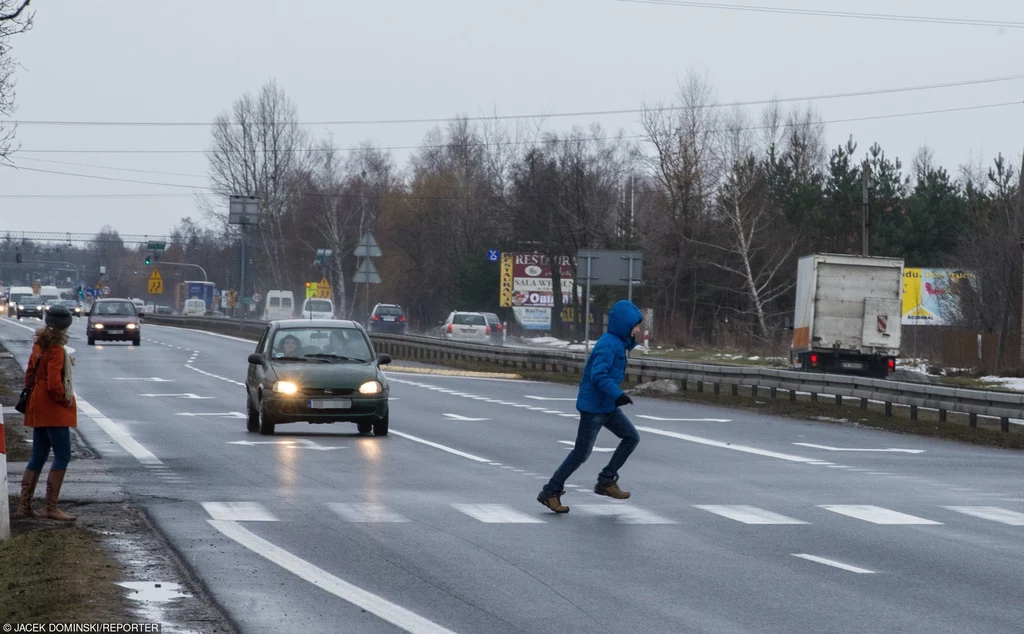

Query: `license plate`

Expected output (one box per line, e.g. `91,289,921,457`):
383,316,395,321
840,361,864,370
108,330,124,335
308,399,352,410
461,328,475,334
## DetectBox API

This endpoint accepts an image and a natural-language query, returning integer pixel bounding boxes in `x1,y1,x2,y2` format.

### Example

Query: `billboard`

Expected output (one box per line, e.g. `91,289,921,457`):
500,253,578,308
901,268,978,326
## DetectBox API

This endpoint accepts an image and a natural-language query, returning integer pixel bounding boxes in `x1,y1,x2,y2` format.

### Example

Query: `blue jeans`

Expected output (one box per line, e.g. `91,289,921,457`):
26,427,72,471
543,409,639,495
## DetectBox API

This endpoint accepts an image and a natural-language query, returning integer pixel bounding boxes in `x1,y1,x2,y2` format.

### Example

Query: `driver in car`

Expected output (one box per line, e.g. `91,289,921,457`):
276,334,302,357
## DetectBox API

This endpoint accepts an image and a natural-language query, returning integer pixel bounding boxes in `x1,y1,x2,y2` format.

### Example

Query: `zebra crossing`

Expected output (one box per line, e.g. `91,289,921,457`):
202,500,1024,527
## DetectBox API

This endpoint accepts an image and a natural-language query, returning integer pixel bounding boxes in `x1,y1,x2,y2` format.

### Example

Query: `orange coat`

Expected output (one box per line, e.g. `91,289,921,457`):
24,344,77,428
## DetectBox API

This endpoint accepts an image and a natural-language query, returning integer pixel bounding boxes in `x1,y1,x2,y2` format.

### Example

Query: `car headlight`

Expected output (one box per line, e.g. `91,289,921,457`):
126,323,137,330
94,323,105,330
359,381,383,395
38,305,44,310
273,381,298,395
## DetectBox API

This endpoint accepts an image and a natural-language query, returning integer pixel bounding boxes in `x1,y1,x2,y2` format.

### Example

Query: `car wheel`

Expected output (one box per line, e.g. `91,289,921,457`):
245,393,259,433
373,412,389,437
357,422,373,435
132,338,141,346
87,337,95,346
258,398,276,436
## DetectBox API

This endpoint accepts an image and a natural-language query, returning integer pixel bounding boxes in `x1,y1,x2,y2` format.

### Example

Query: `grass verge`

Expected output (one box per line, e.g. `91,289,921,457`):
0,522,131,623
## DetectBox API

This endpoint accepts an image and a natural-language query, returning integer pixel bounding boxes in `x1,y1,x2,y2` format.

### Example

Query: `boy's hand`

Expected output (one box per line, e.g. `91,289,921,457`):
615,394,633,407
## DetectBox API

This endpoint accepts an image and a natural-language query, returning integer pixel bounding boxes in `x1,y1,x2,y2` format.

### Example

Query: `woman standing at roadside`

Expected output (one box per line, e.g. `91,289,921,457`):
15,305,77,521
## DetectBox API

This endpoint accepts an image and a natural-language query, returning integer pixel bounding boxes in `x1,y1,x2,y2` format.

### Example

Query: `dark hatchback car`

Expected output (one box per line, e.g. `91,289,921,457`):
245,320,392,436
15,296,45,320
367,303,407,334
86,298,141,346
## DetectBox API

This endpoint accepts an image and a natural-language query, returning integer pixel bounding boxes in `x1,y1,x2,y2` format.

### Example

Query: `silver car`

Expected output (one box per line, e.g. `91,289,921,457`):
442,311,490,343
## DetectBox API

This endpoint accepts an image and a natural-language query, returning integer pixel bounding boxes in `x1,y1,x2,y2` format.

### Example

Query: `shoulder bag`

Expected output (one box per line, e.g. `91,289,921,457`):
14,351,44,414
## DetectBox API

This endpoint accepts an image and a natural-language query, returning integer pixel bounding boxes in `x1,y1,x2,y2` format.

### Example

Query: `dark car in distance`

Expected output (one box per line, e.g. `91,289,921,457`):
86,298,141,346
16,296,45,320
245,320,392,436
367,303,407,335
481,312,505,346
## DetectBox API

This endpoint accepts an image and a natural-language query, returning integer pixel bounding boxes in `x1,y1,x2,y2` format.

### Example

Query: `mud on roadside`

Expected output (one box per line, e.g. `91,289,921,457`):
1,341,237,633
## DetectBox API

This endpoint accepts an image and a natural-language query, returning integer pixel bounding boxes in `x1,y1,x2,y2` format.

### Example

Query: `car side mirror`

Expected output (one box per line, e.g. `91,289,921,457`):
248,353,265,366
83,311,91,317
377,354,392,366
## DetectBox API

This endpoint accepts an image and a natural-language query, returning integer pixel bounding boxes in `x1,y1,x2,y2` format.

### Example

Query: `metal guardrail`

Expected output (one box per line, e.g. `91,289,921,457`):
144,315,1024,432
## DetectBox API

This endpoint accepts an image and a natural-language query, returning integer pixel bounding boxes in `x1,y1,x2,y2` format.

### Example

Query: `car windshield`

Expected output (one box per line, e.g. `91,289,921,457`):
306,300,332,312
453,313,485,326
376,306,404,317
94,301,136,316
47,299,63,306
271,327,371,362
23,296,42,305
60,301,79,308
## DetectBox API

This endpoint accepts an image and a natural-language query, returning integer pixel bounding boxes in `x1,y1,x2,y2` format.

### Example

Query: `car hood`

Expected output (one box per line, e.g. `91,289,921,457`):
268,360,384,389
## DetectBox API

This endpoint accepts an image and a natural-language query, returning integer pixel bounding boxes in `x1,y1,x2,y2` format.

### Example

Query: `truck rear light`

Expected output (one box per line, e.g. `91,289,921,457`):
810,353,819,367
887,358,896,372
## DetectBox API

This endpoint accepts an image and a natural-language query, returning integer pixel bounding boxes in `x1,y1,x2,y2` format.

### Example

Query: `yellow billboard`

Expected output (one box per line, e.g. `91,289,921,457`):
902,268,977,326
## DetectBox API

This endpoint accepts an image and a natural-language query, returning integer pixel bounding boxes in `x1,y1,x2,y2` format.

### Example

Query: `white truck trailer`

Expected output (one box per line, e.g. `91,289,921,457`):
791,254,904,378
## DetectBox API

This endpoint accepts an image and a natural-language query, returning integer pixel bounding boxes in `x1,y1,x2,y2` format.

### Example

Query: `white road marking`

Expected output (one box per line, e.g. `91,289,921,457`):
637,415,732,422
76,397,162,465
636,426,819,464
328,503,409,523
452,504,544,523
542,410,564,414
113,377,173,382
140,393,215,400
819,505,942,525
441,413,490,421
792,554,874,574
208,520,456,634
176,412,247,419
202,501,278,522
695,505,809,525
524,396,576,401
559,414,578,418
793,442,925,454
574,505,677,524
390,430,491,463
558,440,614,453
944,506,1024,525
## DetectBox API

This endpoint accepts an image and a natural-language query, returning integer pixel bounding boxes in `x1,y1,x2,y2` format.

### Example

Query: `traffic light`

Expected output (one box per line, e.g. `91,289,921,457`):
145,255,151,265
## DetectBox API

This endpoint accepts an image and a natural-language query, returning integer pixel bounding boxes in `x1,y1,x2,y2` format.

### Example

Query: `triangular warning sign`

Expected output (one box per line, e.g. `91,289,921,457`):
149,269,162,281
354,232,383,258
318,276,330,287
355,259,378,275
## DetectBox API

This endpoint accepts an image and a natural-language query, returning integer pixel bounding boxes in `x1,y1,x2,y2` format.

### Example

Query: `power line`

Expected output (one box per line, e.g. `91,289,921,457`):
615,0,1024,29
13,156,207,179
4,73,1024,129
3,100,1019,176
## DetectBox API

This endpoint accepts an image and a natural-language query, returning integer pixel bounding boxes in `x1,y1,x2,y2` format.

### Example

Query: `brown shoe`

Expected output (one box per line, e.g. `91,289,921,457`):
15,470,41,519
595,480,630,499
537,491,569,513
39,470,76,522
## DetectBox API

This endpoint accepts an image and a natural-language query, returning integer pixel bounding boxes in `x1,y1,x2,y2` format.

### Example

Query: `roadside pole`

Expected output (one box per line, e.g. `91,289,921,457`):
1,407,10,541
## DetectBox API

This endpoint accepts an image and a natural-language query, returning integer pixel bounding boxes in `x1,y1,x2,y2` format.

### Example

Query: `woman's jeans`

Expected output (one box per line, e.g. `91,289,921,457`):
543,409,639,495
26,427,72,471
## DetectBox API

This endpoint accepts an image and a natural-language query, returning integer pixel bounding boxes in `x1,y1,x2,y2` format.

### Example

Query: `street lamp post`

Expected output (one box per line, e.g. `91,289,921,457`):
228,196,262,322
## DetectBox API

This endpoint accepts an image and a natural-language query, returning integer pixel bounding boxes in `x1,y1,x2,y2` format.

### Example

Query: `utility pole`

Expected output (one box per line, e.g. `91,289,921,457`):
1017,154,1024,370
862,160,872,257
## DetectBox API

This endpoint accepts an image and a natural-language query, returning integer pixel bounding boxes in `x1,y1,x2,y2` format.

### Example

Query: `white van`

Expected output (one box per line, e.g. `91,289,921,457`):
300,298,335,320
262,290,295,321
183,299,206,316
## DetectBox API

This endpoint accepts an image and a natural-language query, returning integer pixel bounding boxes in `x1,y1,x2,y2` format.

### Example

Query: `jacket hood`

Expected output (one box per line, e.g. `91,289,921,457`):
607,300,642,342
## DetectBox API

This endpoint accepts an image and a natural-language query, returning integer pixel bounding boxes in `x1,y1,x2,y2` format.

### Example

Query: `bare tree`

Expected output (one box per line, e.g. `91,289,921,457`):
204,80,309,290
640,72,723,339
0,0,32,164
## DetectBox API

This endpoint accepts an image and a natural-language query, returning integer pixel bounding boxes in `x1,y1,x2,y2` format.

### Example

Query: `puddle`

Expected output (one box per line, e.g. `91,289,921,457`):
118,581,191,603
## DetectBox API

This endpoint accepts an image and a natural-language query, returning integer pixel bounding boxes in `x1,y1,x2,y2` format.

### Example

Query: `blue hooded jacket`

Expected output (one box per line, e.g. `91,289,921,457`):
576,300,643,414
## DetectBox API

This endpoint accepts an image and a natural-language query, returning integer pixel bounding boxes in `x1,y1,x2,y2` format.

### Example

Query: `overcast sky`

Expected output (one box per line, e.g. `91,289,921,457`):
1,0,1022,237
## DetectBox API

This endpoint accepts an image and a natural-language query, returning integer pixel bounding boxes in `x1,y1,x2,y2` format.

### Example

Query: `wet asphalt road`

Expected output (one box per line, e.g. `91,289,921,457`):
3,315,1024,634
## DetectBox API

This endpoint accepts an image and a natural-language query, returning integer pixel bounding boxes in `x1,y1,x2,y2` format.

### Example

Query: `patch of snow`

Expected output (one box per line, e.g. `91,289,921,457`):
747,356,760,361
980,376,1024,392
